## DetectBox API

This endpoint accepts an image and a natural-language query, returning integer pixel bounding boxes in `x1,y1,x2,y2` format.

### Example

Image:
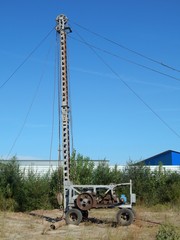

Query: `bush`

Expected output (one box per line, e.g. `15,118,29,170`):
70,150,94,184
0,155,180,211
21,169,52,211
92,161,111,184
0,159,54,211
0,158,24,211
48,167,63,208
156,223,180,240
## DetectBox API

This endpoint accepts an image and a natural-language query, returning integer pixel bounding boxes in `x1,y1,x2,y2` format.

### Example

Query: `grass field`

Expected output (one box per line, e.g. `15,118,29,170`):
0,205,180,240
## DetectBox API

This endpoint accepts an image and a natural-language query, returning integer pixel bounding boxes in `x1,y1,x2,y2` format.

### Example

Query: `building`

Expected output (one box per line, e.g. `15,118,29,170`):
0,160,59,175
141,150,180,165
0,159,109,175
1,151,180,174
138,150,180,173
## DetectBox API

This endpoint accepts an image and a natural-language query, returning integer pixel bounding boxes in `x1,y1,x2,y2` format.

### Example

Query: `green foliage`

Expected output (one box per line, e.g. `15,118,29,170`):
70,150,94,184
156,223,180,240
160,172,180,204
0,158,54,211
20,169,52,211
121,162,180,206
0,154,180,211
0,157,24,211
92,161,111,184
122,162,155,205
109,164,123,184
48,167,63,207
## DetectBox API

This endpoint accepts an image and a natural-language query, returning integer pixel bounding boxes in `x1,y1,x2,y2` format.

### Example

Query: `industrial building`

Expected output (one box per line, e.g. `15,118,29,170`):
1,150,180,174
138,150,180,172
140,150,180,165
0,159,110,175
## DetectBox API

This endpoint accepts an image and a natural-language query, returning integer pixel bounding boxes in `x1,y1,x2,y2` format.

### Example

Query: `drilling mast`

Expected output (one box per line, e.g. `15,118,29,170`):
55,14,136,225
56,14,71,211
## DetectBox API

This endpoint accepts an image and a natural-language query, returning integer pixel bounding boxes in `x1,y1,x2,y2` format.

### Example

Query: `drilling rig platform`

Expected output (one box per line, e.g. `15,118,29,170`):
55,14,136,226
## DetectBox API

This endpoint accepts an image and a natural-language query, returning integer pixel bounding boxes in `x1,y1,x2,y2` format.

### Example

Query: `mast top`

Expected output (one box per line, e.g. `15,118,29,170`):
56,14,71,33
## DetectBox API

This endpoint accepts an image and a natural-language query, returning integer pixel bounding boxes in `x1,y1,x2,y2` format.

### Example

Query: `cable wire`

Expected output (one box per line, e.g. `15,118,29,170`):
49,44,57,162
0,26,55,90
6,40,54,159
56,32,64,194
67,39,74,154
71,21,180,73
72,30,180,139
69,35,180,83
56,33,61,163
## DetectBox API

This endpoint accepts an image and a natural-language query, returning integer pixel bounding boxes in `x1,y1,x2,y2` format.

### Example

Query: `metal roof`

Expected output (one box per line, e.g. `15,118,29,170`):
140,150,180,166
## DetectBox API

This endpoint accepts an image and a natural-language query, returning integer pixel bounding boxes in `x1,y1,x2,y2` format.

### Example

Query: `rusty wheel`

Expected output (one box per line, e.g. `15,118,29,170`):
76,193,93,210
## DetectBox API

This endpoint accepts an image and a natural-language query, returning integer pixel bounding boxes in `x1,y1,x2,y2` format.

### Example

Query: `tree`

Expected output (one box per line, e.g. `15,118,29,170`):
0,157,23,211
70,150,94,184
92,160,111,184
110,164,123,184
21,168,52,211
49,167,63,207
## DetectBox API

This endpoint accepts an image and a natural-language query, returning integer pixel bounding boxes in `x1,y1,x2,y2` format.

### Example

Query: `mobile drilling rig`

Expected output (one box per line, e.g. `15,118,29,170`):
56,14,136,226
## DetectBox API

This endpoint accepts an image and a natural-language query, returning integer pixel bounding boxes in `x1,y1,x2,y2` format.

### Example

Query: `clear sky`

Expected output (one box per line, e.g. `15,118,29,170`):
0,0,180,165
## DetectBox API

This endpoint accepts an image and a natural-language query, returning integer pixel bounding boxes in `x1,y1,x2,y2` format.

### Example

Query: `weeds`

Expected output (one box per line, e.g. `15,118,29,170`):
156,223,180,240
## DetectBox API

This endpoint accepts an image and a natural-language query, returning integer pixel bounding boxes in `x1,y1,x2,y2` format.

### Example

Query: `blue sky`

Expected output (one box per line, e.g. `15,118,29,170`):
0,0,180,164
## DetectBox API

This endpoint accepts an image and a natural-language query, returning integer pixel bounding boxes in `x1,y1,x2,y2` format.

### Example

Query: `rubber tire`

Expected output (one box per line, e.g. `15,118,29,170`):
65,208,83,225
116,208,134,226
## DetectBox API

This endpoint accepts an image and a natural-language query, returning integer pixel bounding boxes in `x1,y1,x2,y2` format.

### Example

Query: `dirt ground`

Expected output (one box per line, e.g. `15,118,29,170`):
0,206,180,240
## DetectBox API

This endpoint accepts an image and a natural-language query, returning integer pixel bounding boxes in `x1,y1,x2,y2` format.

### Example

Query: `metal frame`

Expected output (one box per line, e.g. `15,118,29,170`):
65,180,136,210
56,14,136,224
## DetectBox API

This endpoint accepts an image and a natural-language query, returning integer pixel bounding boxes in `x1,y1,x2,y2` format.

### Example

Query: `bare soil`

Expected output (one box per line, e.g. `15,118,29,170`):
0,206,180,240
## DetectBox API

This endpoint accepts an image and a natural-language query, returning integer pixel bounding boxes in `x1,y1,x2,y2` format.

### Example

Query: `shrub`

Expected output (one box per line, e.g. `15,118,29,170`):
92,160,111,184
156,223,180,240
0,158,24,211
0,155,180,211
70,150,94,184
48,167,63,208
21,169,52,211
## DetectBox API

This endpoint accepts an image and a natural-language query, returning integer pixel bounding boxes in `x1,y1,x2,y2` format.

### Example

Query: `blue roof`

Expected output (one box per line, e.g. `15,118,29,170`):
141,150,180,166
